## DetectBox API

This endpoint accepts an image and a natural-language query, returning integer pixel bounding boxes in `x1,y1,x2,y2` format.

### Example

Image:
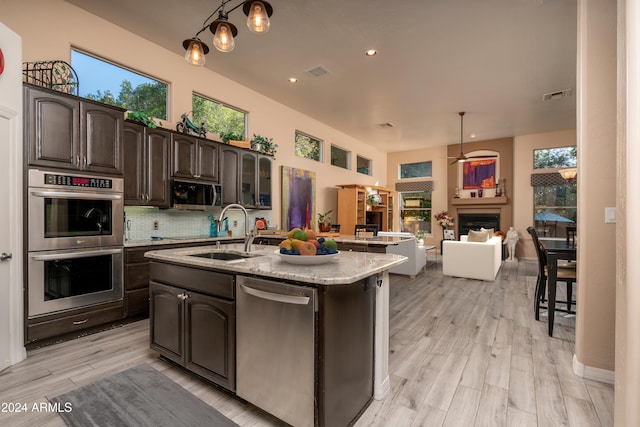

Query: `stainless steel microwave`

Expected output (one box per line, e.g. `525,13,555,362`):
171,180,221,210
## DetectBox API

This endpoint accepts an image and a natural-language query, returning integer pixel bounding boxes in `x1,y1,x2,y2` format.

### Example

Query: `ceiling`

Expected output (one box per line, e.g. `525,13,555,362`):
65,0,577,153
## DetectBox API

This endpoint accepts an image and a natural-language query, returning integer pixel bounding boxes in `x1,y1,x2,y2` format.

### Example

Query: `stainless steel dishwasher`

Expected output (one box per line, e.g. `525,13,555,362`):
236,276,316,427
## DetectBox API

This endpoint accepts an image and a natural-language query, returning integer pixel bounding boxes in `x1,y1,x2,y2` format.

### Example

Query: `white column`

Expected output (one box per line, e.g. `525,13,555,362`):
374,271,390,399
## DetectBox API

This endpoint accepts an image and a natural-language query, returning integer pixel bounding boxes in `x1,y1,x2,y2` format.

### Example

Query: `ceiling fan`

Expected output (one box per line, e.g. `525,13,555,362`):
448,112,497,165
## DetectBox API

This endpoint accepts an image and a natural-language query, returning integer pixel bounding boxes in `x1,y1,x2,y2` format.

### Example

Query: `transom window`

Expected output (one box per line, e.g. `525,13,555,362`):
331,145,350,169
71,49,168,120
192,93,246,139
295,131,322,161
534,146,577,169
400,161,432,179
357,156,372,175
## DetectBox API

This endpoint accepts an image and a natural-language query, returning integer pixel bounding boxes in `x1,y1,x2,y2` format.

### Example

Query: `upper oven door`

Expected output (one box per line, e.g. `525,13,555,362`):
28,171,124,251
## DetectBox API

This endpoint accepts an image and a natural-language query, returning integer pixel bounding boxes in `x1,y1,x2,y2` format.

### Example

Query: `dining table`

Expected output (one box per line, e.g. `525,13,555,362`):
539,238,577,336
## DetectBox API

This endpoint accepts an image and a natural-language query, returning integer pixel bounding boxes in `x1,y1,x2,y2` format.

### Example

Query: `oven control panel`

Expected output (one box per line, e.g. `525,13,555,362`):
44,173,113,188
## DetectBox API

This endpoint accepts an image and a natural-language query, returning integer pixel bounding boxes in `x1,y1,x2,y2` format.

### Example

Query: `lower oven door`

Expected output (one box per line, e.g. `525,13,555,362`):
28,247,123,318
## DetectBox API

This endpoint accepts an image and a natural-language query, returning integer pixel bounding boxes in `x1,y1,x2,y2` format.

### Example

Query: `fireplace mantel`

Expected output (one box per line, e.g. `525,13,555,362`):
451,196,509,206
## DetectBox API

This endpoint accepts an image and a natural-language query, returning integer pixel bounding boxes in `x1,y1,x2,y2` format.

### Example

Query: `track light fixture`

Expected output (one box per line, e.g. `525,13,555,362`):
183,0,274,65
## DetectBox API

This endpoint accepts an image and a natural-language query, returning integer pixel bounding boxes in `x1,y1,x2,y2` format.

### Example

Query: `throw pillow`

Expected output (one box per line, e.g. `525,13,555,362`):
467,229,489,242
481,227,495,236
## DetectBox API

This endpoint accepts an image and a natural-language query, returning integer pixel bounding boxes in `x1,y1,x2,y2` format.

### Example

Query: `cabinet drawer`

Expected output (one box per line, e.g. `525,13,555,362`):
150,262,234,299
126,247,153,263
27,305,124,343
126,263,150,290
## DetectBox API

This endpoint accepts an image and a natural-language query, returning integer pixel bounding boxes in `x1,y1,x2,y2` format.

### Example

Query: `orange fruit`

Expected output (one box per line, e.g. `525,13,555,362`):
299,242,317,256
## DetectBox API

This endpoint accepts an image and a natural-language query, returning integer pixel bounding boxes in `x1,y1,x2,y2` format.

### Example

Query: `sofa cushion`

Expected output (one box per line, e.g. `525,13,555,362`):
481,227,495,236
467,229,489,242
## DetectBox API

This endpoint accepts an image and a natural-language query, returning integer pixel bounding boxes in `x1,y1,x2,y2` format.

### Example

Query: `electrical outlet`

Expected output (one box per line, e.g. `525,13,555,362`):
233,220,238,227
153,220,159,230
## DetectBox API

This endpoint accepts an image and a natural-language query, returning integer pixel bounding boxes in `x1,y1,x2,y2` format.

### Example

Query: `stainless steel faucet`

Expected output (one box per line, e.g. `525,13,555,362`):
218,204,256,252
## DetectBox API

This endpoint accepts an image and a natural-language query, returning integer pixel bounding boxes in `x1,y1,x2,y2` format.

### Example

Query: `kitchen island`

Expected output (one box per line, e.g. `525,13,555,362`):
145,243,406,427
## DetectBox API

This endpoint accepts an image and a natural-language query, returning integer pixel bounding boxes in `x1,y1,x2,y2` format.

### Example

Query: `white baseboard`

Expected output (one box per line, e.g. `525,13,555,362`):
573,354,615,384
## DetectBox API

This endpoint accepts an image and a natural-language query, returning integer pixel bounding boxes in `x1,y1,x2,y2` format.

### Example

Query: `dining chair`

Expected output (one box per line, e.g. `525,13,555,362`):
566,226,576,245
527,227,577,330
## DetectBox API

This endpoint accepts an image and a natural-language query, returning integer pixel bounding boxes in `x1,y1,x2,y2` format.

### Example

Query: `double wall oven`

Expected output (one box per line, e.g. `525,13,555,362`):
27,169,124,318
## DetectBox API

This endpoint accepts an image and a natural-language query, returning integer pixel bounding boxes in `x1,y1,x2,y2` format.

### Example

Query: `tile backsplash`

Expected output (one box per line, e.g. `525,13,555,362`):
124,206,274,241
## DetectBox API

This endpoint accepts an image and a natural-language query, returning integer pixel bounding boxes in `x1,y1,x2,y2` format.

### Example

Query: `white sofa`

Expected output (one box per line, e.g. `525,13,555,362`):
442,235,502,281
377,231,427,277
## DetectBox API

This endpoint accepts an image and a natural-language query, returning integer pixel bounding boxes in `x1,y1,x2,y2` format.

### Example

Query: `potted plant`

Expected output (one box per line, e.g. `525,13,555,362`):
126,111,158,128
367,194,380,207
250,134,278,158
219,131,245,144
318,210,333,232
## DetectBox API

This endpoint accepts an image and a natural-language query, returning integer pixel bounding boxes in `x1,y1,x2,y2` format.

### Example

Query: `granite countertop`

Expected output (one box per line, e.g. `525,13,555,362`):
144,243,407,285
124,236,241,248
258,233,409,246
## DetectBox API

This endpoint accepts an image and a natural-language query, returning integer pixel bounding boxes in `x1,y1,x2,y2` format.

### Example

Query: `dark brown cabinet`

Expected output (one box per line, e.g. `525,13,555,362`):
220,145,240,205
222,146,272,208
171,133,219,182
24,84,123,175
149,263,235,391
123,122,170,207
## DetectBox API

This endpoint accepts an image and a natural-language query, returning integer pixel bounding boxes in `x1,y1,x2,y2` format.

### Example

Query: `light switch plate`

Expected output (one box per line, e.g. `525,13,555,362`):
605,207,616,224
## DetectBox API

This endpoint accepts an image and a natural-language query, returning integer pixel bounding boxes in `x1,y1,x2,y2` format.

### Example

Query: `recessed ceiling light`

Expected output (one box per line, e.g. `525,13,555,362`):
288,77,298,83
365,49,377,57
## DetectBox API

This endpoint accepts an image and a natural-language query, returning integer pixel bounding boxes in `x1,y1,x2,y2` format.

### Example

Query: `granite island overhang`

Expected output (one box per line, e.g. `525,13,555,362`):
144,243,406,426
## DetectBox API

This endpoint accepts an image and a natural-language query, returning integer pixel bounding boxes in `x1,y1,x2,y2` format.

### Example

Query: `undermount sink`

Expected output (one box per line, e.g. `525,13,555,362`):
189,251,261,261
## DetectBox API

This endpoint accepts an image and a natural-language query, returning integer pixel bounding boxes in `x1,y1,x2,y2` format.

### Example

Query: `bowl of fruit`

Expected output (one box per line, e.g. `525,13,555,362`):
276,228,339,265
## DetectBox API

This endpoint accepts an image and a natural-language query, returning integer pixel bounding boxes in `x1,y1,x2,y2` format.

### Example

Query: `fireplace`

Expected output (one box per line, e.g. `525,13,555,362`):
458,213,500,237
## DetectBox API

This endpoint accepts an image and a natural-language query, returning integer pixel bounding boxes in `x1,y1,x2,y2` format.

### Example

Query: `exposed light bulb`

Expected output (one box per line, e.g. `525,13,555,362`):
247,1,270,33
185,40,206,66
213,23,235,52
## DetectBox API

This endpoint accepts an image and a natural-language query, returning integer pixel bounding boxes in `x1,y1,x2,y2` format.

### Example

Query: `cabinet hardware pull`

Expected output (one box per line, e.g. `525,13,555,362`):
0,252,12,261
73,319,89,325
76,155,80,167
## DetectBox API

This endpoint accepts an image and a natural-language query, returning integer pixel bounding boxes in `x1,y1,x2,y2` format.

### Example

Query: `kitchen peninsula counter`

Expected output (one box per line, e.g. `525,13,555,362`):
145,243,404,426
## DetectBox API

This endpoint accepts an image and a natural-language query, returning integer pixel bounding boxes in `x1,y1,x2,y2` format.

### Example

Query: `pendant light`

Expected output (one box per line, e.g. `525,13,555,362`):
182,0,274,65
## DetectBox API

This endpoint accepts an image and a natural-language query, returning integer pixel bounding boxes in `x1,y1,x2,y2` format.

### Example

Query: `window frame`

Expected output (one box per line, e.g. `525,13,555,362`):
399,161,433,179
71,48,169,120
330,144,351,170
356,155,372,175
192,92,248,140
399,190,432,235
294,130,323,162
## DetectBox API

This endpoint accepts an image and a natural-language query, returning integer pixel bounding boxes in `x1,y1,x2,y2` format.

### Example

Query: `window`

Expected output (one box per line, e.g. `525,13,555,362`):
357,156,372,175
534,146,577,169
533,146,577,238
192,93,246,139
400,161,432,179
295,131,322,161
399,191,432,234
331,145,350,169
71,49,168,120
534,184,577,238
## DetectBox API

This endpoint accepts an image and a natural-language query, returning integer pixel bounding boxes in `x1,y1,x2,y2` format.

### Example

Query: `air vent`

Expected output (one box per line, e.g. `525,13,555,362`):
377,122,396,129
543,88,573,101
307,65,329,77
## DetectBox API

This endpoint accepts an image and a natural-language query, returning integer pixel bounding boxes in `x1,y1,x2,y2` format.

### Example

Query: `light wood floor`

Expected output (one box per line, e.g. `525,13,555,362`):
0,260,614,427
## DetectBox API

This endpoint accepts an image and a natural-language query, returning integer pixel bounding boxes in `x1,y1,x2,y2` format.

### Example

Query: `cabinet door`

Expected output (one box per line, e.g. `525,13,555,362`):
149,282,184,364
145,128,170,207
81,102,123,174
258,155,272,209
220,146,240,205
26,86,80,169
197,139,219,182
185,292,235,390
123,122,145,204
171,133,198,178
241,152,257,207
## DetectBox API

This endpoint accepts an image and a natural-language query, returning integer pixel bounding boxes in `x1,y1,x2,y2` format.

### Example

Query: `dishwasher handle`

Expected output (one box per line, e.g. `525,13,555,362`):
239,283,311,305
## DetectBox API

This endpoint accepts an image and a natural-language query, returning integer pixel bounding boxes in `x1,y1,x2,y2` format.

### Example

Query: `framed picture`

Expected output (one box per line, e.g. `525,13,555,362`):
463,159,496,189
444,229,456,240
281,166,316,231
